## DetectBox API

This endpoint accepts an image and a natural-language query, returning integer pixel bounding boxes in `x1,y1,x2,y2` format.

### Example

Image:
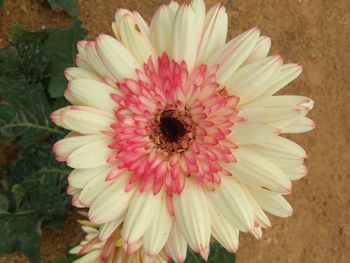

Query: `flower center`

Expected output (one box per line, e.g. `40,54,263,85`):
149,109,195,153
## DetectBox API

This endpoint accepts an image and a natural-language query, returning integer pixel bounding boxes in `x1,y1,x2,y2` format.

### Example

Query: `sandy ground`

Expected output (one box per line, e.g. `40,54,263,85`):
0,0,349,262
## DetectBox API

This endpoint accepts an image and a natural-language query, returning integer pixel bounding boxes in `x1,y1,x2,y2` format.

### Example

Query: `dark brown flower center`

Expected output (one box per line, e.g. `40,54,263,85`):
149,109,195,153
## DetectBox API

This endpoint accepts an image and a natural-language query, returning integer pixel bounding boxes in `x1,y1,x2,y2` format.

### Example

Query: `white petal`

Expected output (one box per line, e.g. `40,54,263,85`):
50,106,71,130
64,67,101,82
206,27,260,85
242,95,313,109
143,194,173,255
89,174,136,224
261,63,302,96
281,165,307,180
99,217,123,241
250,188,293,217
122,190,161,245
196,4,227,65
150,3,178,56
226,55,282,103
209,175,255,232
65,79,118,112
67,139,113,169
54,133,108,161
73,250,100,263
227,148,292,193
165,223,187,263
172,4,198,71
60,107,114,134
207,197,239,253
96,34,139,82
68,166,107,189
118,14,155,66
243,36,271,65
132,11,150,35
281,116,315,133
173,179,211,253
78,165,115,206
191,0,206,44
229,123,279,145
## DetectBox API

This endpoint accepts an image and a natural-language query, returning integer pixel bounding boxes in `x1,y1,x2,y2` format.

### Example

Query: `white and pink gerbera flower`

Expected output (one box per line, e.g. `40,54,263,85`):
51,0,314,261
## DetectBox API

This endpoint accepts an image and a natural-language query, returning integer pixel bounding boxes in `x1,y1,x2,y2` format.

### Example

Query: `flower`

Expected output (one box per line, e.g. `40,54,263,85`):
70,220,167,263
52,0,314,261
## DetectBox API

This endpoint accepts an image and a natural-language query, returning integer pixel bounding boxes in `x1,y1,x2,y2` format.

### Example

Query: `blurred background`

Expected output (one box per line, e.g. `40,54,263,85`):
0,0,349,262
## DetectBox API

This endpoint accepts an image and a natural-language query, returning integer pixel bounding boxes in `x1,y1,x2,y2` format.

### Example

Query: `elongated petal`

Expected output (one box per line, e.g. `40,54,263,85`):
281,165,308,180
54,133,108,161
165,223,187,263
226,55,282,103
207,197,239,253
206,27,260,85
242,95,313,109
89,174,136,224
173,179,211,253
132,11,150,35
60,107,114,134
143,194,173,255
67,139,113,169
68,166,107,189
118,14,155,65
208,175,255,232
96,34,139,81
172,4,198,71
261,63,302,96
196,4,227,64
243,36,271,65
281,116,315,133
99,217,124,241
65,79,118,112
251,188,293,217
229,123,279,145
150,3,178,56
122,190,161,245
226,147,292,193
64,67,101,81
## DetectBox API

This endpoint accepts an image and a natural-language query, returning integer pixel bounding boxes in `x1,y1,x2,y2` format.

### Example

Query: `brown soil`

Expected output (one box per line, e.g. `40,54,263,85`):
1,0,349,262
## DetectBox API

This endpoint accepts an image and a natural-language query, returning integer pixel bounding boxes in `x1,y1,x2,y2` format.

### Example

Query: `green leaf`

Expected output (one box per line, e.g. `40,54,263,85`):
0,0,3,10
0,212,41,263
11,184,26,209
47,0,79,17
0,194,9,211
43,20,87,98
185,242,236,263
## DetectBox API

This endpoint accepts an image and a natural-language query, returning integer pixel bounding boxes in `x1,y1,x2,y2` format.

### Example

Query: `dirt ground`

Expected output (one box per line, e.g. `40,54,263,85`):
0,0,349,262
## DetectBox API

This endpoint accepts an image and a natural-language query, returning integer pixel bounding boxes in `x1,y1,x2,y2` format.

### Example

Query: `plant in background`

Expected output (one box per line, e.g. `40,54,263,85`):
51,0,314,262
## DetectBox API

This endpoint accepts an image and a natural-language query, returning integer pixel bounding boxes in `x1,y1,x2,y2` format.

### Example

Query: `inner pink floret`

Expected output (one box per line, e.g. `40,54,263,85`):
108,53,240,196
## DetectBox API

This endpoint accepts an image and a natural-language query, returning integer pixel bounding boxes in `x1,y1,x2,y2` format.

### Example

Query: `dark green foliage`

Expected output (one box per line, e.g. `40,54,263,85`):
0,21,86,262
47,0,79,17
185,242,236,263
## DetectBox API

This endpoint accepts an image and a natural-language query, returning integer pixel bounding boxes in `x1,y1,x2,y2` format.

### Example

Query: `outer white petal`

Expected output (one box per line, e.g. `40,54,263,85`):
67,138,113,169
150,3,178,56
250,188,293,217
73,250,100,263
172,4,198,72
242,95,314,110
207,196,239,253
64,67,101,82
243,36,271,65
191,0,206,44
261,63,302,96
89,174,136,224
208,175,255,232
227,147,292,193
226,55,282,103
60,107,114,134
165,223,187,263
281,165,308,180
68,166,107,189
96,34,139,82
206,27,260,85
118,14,155,66
99,217,124,241
173,179,211,253
229,123,280,145
122,190,161,245
143,193,173,256
281,116,315,133
50,106,71,130
65,79,118,112
132,11,150,35
77,166,115,207
54,133,107,161
196,4,227,64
